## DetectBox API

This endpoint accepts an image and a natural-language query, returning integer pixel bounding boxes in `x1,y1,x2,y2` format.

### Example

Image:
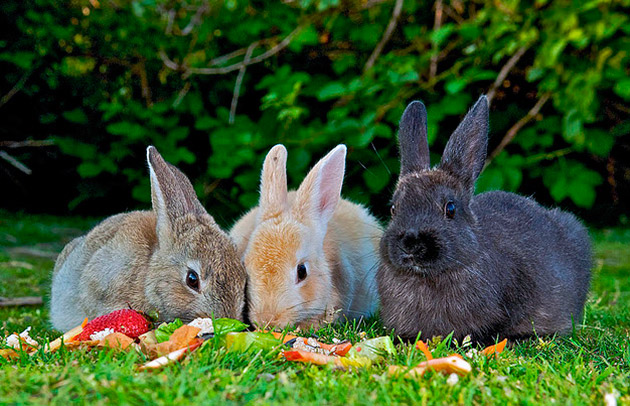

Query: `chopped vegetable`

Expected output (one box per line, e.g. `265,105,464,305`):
0,349,19,360
45,317,88,353
225,332,281,352
389,355,472,378
346,336,396,363
415,340,433,360
270,331,298,343
138,330,157,346
213,318,248,337
287,336,353,356
188,318,214,336
481,339,507,357
155,325,201,356
99,332,134,350
138,338,203,371
283,349,345,367
155,318,183,343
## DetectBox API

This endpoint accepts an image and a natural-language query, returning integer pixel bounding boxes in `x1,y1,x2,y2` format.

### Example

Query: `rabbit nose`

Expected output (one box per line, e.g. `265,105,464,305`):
400,231,439,263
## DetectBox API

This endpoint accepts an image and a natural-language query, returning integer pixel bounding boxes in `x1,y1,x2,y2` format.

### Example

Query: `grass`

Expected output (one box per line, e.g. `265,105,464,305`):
0,210,628,405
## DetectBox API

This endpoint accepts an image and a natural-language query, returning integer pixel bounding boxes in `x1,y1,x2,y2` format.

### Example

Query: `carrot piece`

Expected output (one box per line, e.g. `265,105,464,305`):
270,331,298,343
283,349,344,367
415,340,433,360
481,338,508,357
328,341,352,356
389,355,472,378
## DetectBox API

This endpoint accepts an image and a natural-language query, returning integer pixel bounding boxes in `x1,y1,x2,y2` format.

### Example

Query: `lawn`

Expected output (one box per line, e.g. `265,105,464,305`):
0,210,628,405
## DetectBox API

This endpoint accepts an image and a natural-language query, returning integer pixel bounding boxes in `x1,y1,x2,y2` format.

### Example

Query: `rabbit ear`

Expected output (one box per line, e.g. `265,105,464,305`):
259,144,288,221
166,162,212,220
293,145,346,229
147,146,208,238
439,95,489,190
398,101,430,175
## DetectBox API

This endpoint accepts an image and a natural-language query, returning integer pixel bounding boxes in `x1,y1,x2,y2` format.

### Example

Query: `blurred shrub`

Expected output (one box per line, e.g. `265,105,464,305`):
1,0,629,223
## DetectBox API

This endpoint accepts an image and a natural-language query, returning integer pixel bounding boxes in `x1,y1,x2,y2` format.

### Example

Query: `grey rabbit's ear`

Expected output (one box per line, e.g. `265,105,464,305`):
398,101,430,175
147,146,208,239
439,95,489,190
166,162,212,220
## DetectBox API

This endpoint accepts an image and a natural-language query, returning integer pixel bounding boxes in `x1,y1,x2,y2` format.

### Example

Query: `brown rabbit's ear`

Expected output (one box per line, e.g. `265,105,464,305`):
293,145,346,228
439,95,489,190
259,144,288,221
147,146,208,238
398,100,430,175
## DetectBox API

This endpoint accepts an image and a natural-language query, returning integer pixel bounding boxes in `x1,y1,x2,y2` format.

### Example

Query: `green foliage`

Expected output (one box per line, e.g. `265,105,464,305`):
1,0,629,220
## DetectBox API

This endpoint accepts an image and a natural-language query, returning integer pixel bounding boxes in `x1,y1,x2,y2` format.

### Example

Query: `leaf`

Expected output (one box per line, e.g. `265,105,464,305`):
77,162,102,178
288,25,318,52
0,51,36,69
363,164,391,193
562,110,584,145
195,116,220,131
475,167,503,193
213,318,248,337
106,121,146,139
445,78,468,94
155,319,184,343
585,129,614,157
317,82,347,101
62,108,88,124
613,78,630,100
430,24,454,46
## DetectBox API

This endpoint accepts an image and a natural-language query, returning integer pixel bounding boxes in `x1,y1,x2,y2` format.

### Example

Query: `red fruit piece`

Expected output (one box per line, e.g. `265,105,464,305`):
75,309,150,341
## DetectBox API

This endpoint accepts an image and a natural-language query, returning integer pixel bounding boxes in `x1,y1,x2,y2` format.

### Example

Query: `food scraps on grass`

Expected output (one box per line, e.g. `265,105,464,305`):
5,327,38,351
138,338,204,371
480,338,508,357
388,355,473,378
75,309,150,341
187,317,214,336
289,336,353,356
45,317,88,353
415,340,433,360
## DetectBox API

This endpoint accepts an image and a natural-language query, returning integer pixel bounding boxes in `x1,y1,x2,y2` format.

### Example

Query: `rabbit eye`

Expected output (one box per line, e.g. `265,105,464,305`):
390,204,396,216
296,263,307,283
445,201,456,219
186,269,200,291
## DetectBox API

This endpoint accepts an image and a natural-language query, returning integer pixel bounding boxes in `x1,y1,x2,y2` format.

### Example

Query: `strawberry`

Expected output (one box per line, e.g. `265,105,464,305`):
75,309,150,341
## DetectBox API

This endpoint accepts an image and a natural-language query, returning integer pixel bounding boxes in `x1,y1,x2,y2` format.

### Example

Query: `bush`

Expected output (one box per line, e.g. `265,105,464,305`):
1,0,629,225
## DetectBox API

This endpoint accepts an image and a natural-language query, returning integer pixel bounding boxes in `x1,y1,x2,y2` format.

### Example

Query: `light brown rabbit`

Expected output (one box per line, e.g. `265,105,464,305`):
50,146,247,331
229,144,381,329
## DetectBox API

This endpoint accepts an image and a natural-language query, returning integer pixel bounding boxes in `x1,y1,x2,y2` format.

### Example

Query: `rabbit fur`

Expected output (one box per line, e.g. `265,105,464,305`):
377,96,592,343
230,144,382,329
50,146,247,331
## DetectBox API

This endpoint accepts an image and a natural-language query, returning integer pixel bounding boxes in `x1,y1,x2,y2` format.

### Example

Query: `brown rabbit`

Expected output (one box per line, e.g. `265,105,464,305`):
50,146,247,331
230,144,382,329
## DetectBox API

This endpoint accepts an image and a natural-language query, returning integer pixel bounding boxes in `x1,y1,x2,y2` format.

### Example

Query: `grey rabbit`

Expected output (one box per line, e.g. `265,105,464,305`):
377,96,592,344
50,146,247,331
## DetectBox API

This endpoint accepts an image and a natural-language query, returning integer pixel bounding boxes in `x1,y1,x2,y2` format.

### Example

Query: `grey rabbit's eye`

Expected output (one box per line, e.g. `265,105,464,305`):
445,201,456,219
390,204,396,216
297,263,307,282
186,269,200,291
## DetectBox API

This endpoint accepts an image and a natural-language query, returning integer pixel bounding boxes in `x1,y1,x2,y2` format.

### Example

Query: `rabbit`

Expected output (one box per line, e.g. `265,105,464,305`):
229,144,382,329
377,96,592,344
50,146,247,332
